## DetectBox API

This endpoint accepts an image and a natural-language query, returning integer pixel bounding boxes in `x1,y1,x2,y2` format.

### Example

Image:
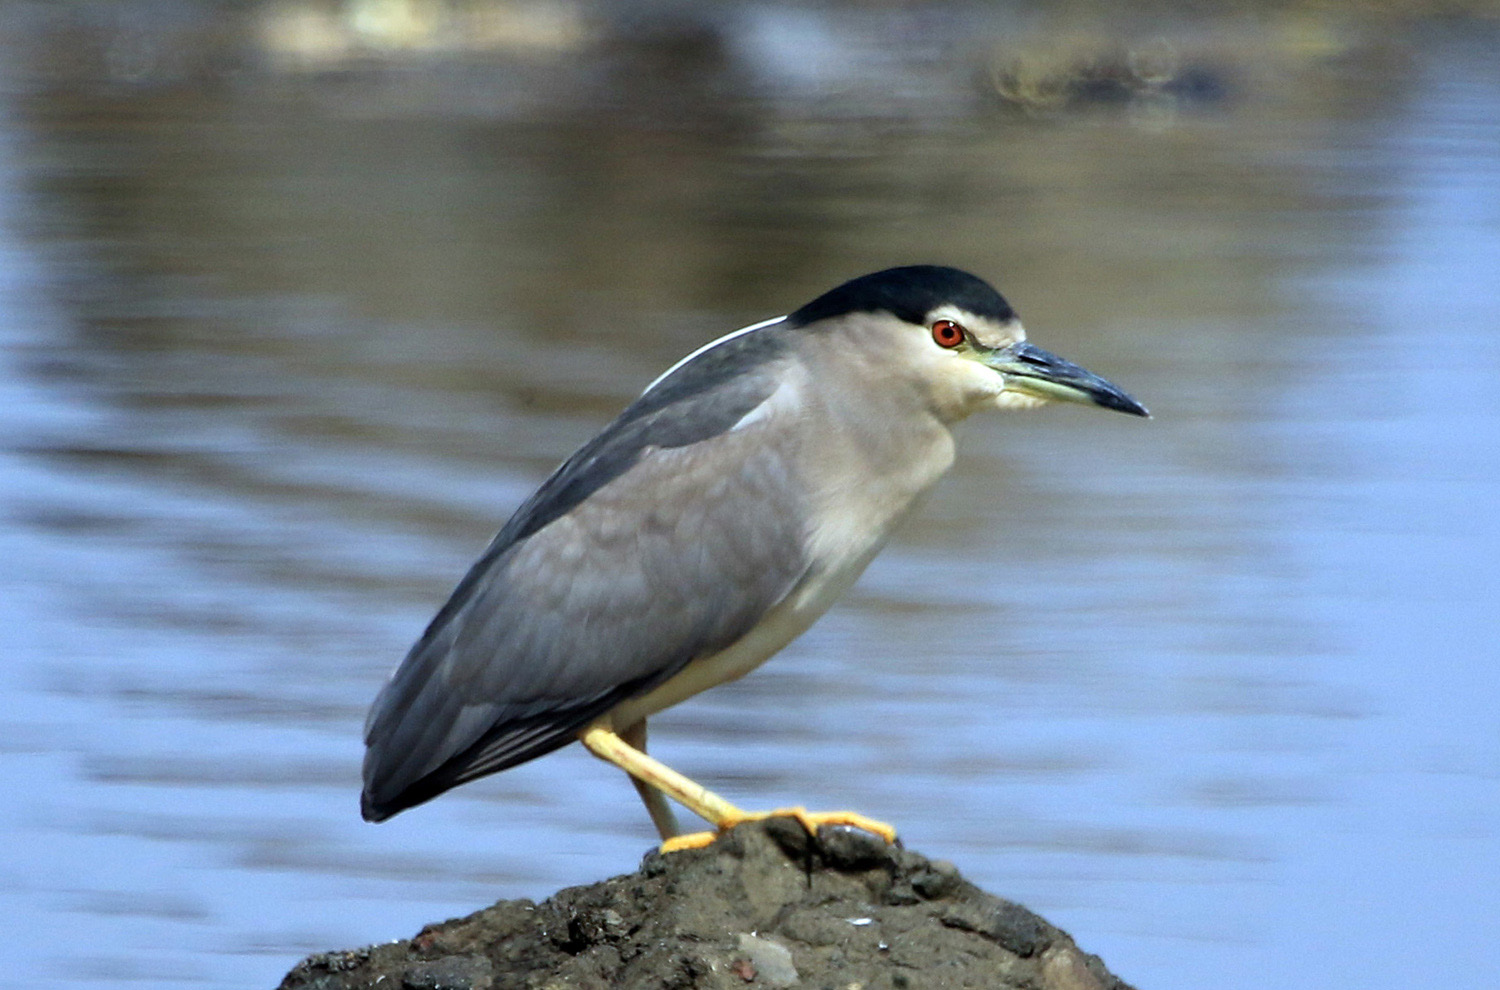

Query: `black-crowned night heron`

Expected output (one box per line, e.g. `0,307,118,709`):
362,265,1147,851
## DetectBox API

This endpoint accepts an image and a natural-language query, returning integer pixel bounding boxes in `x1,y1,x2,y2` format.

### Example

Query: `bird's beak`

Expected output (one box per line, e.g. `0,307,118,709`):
982,342,1150,417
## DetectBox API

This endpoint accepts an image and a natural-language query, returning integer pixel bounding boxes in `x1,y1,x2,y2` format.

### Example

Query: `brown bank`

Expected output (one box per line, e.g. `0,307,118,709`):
279,820,1134,990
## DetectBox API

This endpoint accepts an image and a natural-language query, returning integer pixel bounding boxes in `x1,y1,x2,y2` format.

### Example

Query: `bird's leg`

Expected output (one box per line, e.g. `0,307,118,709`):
620,720,681,841
579,721,897,853
579,721,745,848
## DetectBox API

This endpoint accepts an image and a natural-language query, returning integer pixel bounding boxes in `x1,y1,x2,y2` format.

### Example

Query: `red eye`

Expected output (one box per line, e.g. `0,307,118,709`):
930,319,966,348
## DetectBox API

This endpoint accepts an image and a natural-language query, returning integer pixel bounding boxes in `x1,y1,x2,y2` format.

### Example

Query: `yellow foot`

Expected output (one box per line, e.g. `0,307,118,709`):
659,830,720,853
743,806,899,844
657,806,898,853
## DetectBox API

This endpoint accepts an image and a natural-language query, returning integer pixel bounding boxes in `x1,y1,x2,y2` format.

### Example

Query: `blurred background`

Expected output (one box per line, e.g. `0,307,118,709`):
1,1,1497,987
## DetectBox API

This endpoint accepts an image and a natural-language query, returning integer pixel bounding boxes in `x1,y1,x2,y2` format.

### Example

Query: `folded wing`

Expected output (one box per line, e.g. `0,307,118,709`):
361,326,809,820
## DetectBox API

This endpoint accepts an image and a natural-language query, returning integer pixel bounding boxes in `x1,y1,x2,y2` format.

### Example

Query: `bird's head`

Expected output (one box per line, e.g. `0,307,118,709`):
788,266,1149,422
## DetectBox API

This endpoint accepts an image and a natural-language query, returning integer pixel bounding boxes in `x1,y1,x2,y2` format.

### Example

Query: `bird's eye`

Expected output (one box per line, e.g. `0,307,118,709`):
930,319,966,349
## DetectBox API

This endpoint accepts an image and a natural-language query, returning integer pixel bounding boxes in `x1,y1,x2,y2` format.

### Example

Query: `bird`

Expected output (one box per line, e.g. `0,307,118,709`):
361,265,1147,851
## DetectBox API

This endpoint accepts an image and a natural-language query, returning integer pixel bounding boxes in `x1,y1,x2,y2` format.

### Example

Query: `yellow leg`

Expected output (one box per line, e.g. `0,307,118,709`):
578,721,897,853
620,720,681,841
579,722,745,835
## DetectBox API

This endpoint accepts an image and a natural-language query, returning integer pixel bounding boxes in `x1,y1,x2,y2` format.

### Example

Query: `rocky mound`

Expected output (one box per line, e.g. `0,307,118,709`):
279,819,1134,990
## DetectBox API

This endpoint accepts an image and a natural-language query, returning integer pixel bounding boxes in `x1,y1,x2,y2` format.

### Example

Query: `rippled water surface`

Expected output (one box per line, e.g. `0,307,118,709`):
2,5,1498,988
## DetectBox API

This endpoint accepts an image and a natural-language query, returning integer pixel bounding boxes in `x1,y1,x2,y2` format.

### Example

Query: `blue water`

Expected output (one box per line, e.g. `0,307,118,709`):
1,7,1497,989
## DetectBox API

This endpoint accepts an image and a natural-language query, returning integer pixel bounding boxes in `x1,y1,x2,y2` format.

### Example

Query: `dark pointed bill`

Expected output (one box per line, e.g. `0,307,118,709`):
983,342,1149,417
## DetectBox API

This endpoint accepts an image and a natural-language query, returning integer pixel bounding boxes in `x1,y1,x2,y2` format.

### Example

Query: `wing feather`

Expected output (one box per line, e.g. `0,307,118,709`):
362,326,810,820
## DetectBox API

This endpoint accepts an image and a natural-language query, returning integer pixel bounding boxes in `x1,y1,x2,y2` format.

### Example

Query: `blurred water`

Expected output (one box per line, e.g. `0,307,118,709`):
1,4,1498,989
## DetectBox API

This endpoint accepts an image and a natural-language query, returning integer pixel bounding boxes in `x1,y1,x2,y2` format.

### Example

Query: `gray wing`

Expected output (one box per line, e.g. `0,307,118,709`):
362,326,810,820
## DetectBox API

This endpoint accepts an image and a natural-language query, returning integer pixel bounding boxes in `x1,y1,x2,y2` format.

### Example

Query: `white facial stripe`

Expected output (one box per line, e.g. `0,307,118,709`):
642,315,788,394
925,305,1026,349
925,305,985,329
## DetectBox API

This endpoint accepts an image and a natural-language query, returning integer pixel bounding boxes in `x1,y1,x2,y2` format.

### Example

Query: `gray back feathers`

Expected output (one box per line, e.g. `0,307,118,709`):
361,323,809,820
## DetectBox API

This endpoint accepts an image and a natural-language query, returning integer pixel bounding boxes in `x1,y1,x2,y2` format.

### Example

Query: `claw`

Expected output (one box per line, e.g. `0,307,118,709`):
657,806,898,853
776,807,899,844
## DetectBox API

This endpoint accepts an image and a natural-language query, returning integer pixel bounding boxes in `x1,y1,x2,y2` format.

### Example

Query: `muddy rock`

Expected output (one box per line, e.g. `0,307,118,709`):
279,820,1134,990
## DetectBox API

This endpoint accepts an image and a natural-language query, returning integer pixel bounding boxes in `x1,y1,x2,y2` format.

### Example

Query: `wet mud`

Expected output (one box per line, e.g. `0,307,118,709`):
279,820,1133,990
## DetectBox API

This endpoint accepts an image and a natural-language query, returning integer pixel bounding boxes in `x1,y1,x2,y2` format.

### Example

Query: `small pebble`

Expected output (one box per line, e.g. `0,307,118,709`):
736,933,798,988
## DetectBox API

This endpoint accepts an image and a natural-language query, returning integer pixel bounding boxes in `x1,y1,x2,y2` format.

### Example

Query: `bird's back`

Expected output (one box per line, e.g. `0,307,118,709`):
360,324,811,821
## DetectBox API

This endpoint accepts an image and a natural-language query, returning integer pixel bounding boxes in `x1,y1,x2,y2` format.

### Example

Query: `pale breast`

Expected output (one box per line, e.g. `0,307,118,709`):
606,370,960,729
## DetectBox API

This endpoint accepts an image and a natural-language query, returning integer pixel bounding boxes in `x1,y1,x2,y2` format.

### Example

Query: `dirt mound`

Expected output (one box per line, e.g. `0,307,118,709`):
279,819,1133,990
